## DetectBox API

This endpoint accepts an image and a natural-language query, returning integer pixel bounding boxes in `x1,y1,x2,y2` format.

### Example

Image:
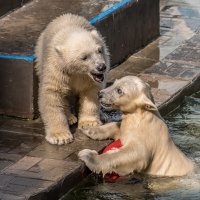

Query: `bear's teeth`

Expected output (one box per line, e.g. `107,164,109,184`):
91,73,104,83
101,102,112,108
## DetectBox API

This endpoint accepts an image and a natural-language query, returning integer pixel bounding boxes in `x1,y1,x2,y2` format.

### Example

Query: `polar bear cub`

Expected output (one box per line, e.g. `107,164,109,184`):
79,76,194,177
35,14,110,145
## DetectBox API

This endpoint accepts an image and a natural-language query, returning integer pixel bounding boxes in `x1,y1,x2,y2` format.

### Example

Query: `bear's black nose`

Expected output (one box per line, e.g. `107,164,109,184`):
98,91,104,99
97,64,106,72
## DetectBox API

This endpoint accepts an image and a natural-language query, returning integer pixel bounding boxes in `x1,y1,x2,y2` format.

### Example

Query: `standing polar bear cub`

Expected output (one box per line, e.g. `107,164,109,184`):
35,14,110,145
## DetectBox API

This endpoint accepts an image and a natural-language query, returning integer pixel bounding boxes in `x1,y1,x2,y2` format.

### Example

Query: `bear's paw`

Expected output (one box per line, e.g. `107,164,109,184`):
45,132,73,145
68,114,78,125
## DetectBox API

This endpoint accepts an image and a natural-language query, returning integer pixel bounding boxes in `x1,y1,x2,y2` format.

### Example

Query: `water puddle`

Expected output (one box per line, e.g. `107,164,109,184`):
61,91,200,200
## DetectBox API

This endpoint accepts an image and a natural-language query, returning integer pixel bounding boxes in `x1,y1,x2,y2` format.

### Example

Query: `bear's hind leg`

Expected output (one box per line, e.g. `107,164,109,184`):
68,113,78,125
64,99,78,125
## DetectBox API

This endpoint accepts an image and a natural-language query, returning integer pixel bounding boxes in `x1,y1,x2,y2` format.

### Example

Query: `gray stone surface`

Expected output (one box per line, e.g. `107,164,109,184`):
139,73,190,107
143,61,200,80
0,120,111,199
0,192,25,200
108,56,156,82
165,44,200,65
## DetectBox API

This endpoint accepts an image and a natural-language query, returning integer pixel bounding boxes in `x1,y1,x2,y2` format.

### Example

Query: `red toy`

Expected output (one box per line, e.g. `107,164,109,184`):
101,139,122,182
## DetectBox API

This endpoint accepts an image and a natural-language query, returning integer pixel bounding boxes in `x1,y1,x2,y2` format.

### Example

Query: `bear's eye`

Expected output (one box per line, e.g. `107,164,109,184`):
116,88,123,95
81,55,88,61
98,47,103,54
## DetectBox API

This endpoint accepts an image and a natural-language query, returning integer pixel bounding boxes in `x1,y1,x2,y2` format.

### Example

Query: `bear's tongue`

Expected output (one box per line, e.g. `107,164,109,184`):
91,73,104,83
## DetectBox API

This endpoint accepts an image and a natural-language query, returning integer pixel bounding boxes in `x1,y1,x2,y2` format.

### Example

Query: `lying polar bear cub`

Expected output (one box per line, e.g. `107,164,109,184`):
78,76,194,177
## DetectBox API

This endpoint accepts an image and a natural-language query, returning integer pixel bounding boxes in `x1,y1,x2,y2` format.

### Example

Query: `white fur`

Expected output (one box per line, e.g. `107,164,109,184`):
35,14,110,145
79,76,194,177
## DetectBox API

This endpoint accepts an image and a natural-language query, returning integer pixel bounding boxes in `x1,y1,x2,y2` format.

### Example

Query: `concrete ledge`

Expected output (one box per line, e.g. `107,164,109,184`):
0,0,31,17
0,59,38,118
0,0,159,118
95,0,160,66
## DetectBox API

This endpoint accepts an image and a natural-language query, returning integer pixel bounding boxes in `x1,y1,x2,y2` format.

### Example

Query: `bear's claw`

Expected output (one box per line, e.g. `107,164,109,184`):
78,149,98,164
78,149,100,173
78,120,102,129
45,132,73,145
68,114,78,125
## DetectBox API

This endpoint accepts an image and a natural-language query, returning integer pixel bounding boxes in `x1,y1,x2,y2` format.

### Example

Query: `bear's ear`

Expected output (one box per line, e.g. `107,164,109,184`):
140,93,157,111
90,29,99,37
55,45,64,56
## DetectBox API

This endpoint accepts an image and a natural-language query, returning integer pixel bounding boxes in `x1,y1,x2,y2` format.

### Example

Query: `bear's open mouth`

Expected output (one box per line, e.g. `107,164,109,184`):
100,102,112,109
90,72,104,83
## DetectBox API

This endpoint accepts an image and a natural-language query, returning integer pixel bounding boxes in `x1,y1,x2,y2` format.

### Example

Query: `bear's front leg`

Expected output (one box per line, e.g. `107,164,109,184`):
80,122,120,140
78,88,102,128
39,88,73,145
79,143,149,175
78,147,134,175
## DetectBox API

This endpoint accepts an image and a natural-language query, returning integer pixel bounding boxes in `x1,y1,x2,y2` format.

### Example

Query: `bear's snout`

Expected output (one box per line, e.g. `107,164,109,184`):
97,63,106,73
98,90,112,109
98,91,104,100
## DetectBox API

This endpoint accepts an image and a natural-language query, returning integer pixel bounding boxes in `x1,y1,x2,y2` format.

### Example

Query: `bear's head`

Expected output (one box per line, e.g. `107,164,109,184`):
54,28,110,84
98,76,157,113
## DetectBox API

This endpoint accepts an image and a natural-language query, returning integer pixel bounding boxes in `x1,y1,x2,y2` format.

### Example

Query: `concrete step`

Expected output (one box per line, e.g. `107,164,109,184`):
0,0,31,17
0,0,159,118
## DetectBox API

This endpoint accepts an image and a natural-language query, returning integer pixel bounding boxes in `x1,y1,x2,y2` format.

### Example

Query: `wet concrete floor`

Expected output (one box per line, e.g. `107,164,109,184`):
0,0,200,199
109,0,200,81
